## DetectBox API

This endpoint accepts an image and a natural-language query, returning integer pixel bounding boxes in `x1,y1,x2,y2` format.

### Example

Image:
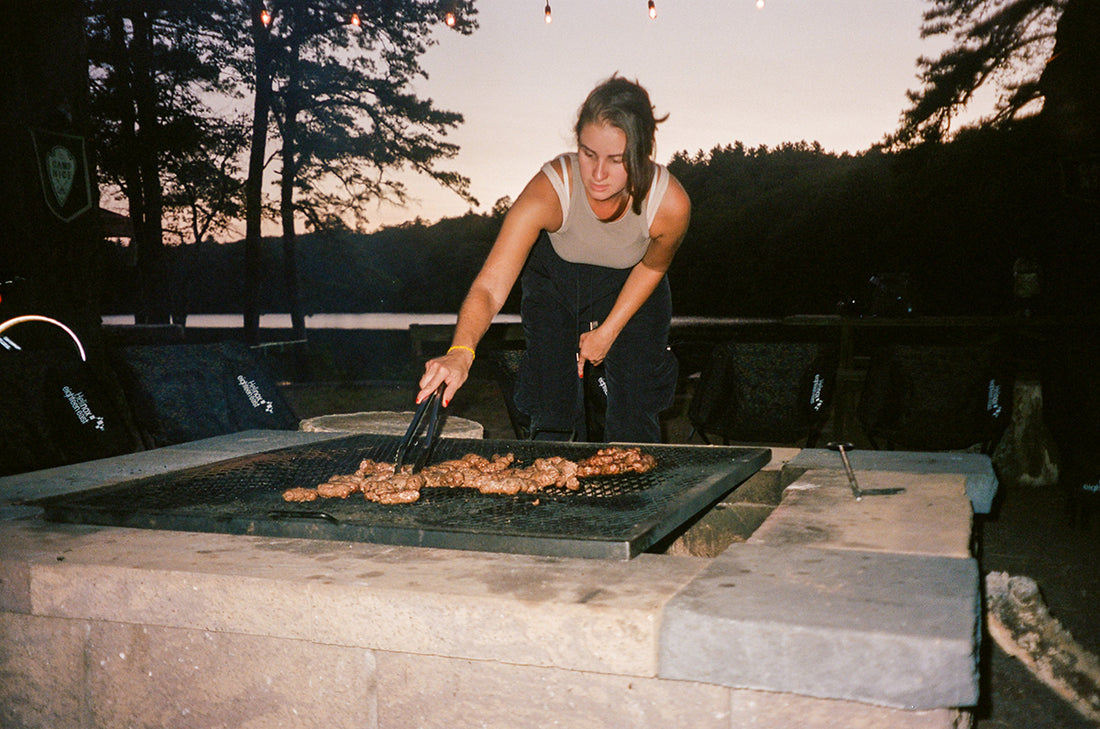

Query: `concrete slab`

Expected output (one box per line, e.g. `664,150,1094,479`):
300,410,484,439
85,622,377,729
751,469,973,558
761,447,803,471
1,520,707,677
0,430,346,506
784,448,998,513
377,651,732,729
726,690,966,729
659,543,980,710
0,612,89,729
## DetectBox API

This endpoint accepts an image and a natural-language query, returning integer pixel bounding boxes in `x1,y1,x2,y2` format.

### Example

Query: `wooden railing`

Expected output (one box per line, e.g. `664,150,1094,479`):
666,315,1060,443
410,314,1061,445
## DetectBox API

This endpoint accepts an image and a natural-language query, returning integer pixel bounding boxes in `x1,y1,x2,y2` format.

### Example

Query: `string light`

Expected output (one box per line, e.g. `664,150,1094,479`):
648,0,656,19
445,11,456,26
259,7,272,26
756,0,765,7
350,12,360,26
544,1,552,23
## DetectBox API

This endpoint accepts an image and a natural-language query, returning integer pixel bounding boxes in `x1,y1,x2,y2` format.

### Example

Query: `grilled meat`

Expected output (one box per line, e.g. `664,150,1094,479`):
282,446,654,504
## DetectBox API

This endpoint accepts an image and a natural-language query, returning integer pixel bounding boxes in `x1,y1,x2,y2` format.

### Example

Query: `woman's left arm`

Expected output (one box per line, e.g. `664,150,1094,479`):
577,176,691,373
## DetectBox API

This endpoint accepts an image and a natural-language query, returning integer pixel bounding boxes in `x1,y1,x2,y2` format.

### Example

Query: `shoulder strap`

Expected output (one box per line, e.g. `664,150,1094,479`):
645,164,670,230
540,154,571,220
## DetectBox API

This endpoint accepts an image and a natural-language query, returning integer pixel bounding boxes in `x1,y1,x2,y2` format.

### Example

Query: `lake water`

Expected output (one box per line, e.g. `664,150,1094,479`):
100,313,745,331
101,313,522,330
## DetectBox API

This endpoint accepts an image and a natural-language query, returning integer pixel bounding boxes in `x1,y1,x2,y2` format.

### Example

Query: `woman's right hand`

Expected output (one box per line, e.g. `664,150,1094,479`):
417,347,474,407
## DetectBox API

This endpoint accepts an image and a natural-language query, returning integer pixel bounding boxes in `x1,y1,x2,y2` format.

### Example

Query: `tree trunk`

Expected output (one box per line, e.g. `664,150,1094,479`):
243,0,272,344
1039,0,1100,155
280,38,306,344
130,9,169,325
106,5,148,322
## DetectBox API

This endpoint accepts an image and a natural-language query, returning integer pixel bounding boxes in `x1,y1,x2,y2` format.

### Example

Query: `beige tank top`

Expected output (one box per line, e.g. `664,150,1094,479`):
541,153,670,269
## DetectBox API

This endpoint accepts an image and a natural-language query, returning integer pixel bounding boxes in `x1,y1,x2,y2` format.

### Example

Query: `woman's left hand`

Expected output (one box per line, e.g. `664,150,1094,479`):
577,326,615,378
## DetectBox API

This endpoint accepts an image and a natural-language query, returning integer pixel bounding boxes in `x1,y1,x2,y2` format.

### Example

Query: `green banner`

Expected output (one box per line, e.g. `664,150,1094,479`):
30,128,93,223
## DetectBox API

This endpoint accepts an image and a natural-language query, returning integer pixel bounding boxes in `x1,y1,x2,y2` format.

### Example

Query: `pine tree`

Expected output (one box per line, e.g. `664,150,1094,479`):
239,0,478,342
893,0,1065,147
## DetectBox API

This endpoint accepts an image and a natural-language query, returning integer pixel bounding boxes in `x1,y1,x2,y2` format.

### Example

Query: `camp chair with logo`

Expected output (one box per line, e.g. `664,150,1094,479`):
687,339,839,446
111,341,300,449
856,341,1013,453
0,348,138,477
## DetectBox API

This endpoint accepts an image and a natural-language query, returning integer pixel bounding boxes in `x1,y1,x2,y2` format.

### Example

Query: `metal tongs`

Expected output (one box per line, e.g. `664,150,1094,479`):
394,383,446,474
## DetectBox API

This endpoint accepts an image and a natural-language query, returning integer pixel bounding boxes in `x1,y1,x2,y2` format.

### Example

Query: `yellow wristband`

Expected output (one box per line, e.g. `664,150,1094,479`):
447,345,476,361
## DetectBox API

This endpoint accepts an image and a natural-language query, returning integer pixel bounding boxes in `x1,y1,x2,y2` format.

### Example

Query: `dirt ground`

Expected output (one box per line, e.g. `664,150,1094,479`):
279,375,1100,728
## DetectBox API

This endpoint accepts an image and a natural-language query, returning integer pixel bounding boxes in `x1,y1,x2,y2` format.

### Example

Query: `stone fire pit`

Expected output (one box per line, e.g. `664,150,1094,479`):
0,430,992,728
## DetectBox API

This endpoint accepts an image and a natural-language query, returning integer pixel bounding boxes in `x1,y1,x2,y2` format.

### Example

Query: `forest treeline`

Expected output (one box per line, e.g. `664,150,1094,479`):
100,116,1092,320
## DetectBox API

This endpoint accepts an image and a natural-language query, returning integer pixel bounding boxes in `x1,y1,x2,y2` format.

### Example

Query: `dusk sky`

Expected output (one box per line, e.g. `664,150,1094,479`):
368,0,943,228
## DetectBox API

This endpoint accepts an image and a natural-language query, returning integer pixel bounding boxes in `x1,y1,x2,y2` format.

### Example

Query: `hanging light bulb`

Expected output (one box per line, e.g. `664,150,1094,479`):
544,1,552,23
445,11,456,26
648,0,656,19
260,7,272,26
350,12,360,26
756,0,765,8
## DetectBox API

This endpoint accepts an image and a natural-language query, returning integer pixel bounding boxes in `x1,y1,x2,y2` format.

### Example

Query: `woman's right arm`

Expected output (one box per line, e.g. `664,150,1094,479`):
417,170,563,405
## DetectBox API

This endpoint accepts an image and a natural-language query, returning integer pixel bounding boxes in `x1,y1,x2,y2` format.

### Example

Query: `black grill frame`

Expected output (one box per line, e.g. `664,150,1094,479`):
35,435,770,559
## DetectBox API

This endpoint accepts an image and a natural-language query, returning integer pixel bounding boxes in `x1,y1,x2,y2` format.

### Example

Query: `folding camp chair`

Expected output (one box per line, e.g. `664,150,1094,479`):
688,339,838,446
856,341,1013,453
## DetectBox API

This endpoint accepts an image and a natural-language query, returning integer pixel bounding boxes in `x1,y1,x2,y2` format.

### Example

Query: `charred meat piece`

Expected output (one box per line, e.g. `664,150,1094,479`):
316,474,361,498
575,447,658,477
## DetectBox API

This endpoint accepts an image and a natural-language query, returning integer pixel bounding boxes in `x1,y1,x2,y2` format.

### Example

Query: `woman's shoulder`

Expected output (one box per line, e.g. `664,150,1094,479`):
541,152,576,179
661,174,691,217
647,169,690,238
510,165,566,232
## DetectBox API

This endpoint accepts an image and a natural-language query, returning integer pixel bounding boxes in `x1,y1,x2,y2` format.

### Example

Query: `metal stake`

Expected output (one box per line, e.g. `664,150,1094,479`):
828,442,862,500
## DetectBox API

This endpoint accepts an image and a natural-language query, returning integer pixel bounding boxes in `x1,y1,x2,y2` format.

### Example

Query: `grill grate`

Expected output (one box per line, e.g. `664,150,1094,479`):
36,435,769,559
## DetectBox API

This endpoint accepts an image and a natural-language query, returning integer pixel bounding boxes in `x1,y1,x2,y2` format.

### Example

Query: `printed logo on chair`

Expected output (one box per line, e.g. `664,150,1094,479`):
237,374,275,413
62,385,106,431
30,128,93,223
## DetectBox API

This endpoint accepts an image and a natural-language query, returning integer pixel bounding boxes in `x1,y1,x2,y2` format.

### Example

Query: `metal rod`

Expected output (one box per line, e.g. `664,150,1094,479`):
828,442,862,500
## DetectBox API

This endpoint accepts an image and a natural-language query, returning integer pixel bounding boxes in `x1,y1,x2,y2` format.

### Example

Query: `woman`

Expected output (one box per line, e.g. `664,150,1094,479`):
417,75,691,442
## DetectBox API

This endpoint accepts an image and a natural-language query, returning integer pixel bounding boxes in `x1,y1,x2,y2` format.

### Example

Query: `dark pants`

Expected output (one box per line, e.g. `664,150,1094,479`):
514,232,678,443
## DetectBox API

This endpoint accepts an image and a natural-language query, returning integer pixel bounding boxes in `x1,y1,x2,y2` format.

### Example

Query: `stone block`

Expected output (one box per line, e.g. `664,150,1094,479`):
31,561,317,641
376,650,731,729
300,411,484,439
85,621,377,729
303,550,700,676
666,503,774,557
659,543,980,710
751,470,973,558
727,467,786,506
0,612,88,729
17,522,704,676
0,558,31,613
727,688,970,728
783,449,998,514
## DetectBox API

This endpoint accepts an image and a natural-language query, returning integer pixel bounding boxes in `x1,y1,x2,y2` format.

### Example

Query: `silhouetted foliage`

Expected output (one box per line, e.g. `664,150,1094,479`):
102,119,1088,321
893,0,1064,147
87,0,241,323
670,122,1070,317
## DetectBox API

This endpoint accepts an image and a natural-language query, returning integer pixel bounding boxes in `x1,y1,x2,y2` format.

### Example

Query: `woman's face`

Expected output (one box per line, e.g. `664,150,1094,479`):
577,121,629,205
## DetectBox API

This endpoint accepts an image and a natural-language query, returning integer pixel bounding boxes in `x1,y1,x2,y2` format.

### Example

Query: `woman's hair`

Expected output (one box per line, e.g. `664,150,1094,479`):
575,75,667,216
